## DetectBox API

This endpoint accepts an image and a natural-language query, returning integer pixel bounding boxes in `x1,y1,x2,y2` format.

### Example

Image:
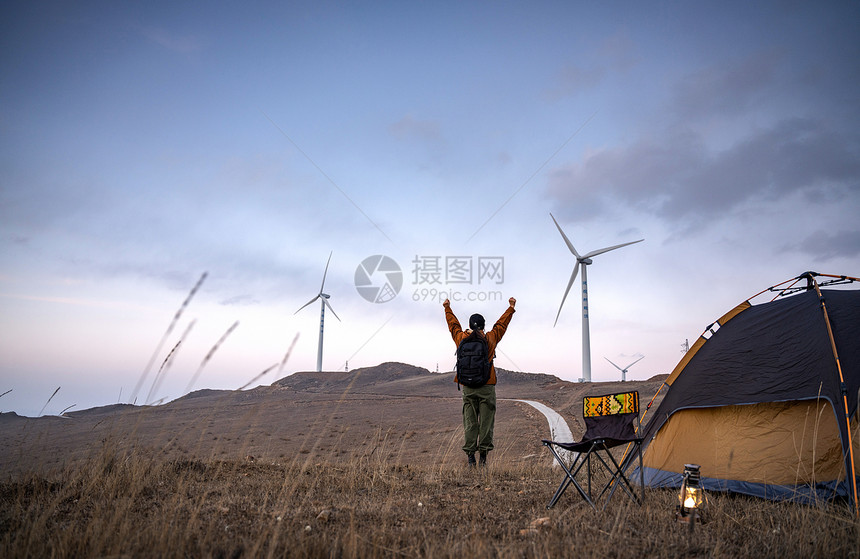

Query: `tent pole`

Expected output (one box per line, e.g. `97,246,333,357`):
811,279,859,518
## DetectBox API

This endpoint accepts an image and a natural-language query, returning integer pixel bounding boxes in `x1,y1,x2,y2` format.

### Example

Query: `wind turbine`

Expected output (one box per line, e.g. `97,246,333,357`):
295,252,340,372
551,213,643,382
604,355,644,382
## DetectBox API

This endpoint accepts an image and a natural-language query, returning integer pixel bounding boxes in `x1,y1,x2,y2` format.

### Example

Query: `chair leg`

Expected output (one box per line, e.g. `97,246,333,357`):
586,452,592,499
604,448,640,504
543,440,645,510
547,475,571,509
543,442,595,509
587,447,631,507
637,441,645,504
597,443,645,508
545,444,576,508
568,443,601,509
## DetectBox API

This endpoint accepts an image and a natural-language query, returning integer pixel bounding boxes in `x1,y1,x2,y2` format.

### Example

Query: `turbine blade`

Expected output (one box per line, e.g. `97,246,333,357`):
320,251,333,293
294,295,320,314
550,213,581,258
604,357,623,371
584,238,643,259
625,355,645,369
553,262,580,327
323,297,341,322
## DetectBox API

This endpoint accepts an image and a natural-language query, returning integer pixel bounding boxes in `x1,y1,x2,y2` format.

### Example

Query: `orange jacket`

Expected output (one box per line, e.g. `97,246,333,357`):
444,302,515,385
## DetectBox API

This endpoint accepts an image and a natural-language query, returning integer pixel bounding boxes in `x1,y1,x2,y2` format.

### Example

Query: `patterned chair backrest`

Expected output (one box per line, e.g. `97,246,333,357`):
582,391,640,441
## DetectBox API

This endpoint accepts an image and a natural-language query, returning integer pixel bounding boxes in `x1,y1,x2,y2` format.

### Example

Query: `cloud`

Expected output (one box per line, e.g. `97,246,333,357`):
793,230,860,261
388,114,442,142
6,235,29,246
220,294,260,306
671,50,783,119
545,126,703,221
0,292,151,311
662,118,859,219
549,64,606,99
546,29,639,100
597,29,640,72
546,117,860,229
140,27,204,54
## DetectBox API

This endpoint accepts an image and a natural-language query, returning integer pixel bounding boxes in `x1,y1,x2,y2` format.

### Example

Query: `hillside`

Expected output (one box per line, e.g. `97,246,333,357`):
0,362,668,477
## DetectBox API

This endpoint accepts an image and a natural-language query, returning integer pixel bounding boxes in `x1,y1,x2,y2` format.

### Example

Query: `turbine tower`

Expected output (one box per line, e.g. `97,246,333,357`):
551,213,643,382
295,252,340,372
604,355,644,382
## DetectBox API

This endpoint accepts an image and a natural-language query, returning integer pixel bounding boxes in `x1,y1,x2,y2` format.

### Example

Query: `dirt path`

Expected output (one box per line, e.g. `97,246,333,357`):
511,399,576,465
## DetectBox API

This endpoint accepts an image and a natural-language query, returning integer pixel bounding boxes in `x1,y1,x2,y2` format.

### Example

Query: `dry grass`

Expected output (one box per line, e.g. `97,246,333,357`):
2,436,858,559
7,276,854,557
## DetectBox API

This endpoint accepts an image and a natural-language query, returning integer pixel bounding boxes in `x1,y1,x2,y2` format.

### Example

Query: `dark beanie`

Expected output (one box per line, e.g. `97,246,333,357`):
469,313,485,330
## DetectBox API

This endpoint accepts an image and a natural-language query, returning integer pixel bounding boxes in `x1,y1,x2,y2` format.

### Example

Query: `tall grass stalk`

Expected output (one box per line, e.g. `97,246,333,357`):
36,386,60,417
3,444,856,558
277,332,300,376
185,320,240,393
146,335,185,405
131,271,207,404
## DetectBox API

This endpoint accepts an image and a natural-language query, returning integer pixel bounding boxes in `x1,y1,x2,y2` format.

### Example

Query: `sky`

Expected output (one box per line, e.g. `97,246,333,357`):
1,1,858,416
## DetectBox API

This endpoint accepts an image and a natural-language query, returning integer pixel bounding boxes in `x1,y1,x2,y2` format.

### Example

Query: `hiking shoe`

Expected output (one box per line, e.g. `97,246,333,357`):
479,451,487,467
467,452,477,468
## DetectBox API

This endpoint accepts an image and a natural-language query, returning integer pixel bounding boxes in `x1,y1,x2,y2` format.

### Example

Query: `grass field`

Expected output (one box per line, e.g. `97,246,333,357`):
2,434,858,559
2,363,857,557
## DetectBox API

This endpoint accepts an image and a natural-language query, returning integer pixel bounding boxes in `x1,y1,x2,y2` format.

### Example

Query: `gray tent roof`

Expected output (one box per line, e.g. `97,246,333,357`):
637,285,859,509
642,289,859,435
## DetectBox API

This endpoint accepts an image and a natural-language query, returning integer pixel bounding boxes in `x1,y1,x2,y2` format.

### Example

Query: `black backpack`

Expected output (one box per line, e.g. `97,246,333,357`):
456,331,491,388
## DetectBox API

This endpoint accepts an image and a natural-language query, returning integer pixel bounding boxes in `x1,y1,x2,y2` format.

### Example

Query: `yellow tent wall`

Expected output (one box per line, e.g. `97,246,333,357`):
644,400,858,486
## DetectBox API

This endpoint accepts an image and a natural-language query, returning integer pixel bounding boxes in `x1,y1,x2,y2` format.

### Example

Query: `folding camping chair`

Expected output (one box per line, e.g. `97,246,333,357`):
541,390,645,510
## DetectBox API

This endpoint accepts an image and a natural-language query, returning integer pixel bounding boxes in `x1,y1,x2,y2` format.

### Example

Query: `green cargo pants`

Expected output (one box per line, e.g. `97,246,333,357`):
462,384,496,454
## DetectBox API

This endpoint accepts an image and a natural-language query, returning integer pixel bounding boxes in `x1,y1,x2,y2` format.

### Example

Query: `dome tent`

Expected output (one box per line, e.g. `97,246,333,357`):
637,272,859,515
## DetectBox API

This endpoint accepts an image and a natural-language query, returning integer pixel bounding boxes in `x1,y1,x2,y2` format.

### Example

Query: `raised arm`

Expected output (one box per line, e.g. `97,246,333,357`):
443,298,464,344
487,297,516,345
